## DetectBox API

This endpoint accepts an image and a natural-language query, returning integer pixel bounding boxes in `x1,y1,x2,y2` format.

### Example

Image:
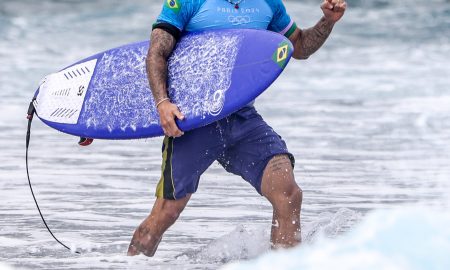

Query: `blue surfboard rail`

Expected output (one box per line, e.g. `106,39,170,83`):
34,29,293,139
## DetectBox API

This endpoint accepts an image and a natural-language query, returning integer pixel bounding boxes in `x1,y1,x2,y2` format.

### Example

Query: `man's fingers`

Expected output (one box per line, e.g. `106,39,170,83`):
323,0,347,10
170,108,184,137
174,110,185,121
162,120,179,137
333,2,346,12
158,102,185,137
163,111,184,137
166,119,183,137
321,0,333,10
162,119,182,137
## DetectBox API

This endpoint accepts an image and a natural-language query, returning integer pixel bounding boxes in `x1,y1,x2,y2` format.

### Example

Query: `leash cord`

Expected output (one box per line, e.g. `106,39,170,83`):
26,100,80,254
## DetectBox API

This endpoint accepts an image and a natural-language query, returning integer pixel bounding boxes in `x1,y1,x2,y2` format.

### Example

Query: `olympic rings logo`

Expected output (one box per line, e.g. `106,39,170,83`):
227,15,251,25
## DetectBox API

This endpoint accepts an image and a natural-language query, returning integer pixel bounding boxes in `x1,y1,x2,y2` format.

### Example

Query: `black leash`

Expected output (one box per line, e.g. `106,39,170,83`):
26,99,80,254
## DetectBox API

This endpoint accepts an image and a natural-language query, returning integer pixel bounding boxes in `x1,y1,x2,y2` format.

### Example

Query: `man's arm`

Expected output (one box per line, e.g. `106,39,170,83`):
147,28,185,137
289,0,347,60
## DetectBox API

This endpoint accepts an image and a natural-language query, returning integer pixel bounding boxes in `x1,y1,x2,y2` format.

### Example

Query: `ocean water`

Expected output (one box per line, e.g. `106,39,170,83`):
1,0,449,269
223,206,450,270
223,205,450,270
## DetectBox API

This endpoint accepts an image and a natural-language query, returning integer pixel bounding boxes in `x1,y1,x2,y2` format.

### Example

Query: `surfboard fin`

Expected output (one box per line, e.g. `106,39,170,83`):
78,137,94,146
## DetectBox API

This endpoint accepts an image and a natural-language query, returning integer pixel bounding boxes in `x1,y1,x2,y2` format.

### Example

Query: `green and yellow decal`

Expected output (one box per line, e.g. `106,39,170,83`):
156,136,176,200
165,0,181,13
272,41,291,69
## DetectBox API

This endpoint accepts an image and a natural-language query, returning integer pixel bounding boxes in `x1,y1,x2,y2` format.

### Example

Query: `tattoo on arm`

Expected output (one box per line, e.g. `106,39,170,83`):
146,29,177,103
293,17,334,59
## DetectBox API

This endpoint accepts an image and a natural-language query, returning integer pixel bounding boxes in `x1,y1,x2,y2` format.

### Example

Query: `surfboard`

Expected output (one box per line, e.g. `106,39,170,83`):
33,29,293,139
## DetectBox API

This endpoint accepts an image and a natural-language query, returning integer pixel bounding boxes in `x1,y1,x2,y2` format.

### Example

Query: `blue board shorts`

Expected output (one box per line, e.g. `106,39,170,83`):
155,106,295,200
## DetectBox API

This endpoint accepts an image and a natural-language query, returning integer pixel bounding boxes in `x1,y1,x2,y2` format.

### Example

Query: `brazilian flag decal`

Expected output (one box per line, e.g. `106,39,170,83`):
272,41,291,69
165,0,181,13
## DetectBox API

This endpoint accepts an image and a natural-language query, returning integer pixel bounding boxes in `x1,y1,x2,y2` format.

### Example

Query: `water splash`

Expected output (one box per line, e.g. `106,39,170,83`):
222,206,450,270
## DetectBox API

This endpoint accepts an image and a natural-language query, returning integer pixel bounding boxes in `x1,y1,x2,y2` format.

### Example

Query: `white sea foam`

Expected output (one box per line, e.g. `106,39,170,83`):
222,206,450,270
0,263,15,270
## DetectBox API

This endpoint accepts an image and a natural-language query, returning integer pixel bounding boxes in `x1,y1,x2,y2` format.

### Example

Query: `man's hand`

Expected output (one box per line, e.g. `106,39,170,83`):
157,100,185,137
321,0,347,23
289,0,347,59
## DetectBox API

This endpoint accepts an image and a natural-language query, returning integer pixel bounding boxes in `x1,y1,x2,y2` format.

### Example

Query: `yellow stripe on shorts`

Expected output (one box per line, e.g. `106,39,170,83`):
155,136,176,199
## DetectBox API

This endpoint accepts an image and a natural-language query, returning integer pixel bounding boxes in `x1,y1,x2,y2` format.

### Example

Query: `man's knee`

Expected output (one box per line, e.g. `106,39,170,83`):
272,183,302,213
152,197,190,225
157,203,184,224
279,181,302,203
159,208,181,225
288,185,303,206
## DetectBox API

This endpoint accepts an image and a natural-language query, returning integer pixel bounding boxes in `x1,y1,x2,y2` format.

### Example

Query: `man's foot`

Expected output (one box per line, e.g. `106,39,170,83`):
127,243,140,256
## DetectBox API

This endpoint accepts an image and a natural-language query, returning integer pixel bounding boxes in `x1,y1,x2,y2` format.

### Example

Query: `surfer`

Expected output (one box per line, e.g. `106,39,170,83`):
128,0,346,256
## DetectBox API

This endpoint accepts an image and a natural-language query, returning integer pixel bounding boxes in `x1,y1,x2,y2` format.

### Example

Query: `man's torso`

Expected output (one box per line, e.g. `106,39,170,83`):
158,0,295,36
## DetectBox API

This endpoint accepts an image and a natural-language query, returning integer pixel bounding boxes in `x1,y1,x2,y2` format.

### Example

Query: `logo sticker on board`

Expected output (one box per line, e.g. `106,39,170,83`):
272,42,291,68
166,0,181,13
208,90,225,116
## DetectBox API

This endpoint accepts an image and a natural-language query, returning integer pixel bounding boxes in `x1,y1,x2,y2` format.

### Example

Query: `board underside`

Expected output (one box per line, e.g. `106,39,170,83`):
34,29,293,139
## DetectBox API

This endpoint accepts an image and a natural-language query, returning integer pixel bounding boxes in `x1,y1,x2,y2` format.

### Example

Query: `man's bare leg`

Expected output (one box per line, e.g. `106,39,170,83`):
261,155,302,248
127,194,191,256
